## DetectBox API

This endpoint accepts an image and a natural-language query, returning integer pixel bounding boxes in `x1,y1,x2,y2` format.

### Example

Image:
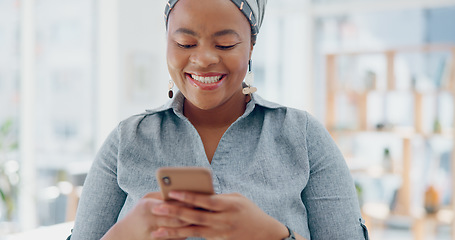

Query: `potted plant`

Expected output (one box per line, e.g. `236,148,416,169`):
0,118,19,224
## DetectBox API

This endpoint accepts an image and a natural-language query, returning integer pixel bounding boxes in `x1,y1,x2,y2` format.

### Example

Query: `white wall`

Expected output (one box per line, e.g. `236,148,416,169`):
118,0,169,119
96,0,168,147
247,0,315,112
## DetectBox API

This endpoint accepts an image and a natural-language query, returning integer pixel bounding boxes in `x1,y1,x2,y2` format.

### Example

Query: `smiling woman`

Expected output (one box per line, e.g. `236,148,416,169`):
68,0,369,240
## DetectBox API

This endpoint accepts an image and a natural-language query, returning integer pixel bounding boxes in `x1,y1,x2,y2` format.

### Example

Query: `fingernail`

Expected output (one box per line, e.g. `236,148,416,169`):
152,205,169,215
152,229,168,238
169,191,184,200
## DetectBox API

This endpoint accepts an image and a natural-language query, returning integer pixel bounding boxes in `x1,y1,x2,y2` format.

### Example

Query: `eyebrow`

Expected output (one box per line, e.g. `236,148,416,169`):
174,28,240,39
212,29,240,38
174,28,199,37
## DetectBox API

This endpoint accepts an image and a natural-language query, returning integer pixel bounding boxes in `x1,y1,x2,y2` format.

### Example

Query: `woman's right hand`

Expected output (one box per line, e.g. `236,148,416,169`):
101,192,190,240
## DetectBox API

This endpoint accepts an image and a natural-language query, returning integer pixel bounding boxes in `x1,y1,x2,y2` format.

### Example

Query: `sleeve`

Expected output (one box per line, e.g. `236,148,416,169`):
70,126,127,240
301,114,369,240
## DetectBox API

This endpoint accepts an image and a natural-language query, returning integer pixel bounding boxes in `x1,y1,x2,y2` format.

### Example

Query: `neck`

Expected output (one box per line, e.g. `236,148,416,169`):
184,92,248,128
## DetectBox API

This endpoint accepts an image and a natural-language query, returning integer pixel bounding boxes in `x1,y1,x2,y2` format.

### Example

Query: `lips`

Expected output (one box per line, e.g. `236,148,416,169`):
185,73,226,90
190,74,224,84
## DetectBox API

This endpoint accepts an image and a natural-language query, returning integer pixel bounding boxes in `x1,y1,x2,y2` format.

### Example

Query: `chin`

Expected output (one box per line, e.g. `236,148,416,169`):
193,102,220,111
191,97,224,111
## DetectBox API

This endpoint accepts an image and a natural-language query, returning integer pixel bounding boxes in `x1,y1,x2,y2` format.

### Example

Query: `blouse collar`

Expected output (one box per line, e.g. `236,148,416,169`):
146,90,283,120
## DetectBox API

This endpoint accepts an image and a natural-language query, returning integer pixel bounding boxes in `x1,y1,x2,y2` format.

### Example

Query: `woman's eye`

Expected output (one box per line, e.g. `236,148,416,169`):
177,43,196,49
216,44,237,50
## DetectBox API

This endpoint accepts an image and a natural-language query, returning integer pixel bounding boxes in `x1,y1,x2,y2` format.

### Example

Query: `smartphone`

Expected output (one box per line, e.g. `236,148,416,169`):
156,167,215,201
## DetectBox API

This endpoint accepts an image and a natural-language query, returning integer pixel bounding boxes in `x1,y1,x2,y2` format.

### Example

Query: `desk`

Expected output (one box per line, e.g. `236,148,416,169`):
4,222,73,240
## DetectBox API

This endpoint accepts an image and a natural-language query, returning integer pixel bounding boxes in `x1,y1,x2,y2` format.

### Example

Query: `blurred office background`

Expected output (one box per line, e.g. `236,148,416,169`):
1,0,455,239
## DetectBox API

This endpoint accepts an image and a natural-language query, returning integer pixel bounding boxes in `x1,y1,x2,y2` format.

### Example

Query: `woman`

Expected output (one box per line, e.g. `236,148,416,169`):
70,0,369,239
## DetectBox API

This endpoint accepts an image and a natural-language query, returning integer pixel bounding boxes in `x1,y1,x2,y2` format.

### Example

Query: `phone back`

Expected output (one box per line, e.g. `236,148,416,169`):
156,167,215,200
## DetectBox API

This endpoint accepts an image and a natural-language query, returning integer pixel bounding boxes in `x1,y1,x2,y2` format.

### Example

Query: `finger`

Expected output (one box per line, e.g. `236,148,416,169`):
136,197,164,215
152,203,223,227
168,191,226,211
151,228,187,240
162,199,195,208
143,191,164,200
155,225,218,239
154,215,191,228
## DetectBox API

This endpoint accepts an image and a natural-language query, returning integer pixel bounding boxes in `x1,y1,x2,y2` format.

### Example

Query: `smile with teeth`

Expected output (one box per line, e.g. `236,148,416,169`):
189,74,225,84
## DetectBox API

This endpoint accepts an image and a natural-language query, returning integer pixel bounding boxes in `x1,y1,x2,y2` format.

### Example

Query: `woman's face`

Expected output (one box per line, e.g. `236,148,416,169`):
167,0,253,111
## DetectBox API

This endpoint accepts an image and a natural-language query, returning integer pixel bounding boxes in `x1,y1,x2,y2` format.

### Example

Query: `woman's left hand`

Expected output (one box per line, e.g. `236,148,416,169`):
150,192,290,240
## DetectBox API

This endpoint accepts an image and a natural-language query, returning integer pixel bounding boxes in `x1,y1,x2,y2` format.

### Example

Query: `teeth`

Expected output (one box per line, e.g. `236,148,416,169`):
191,74,223,84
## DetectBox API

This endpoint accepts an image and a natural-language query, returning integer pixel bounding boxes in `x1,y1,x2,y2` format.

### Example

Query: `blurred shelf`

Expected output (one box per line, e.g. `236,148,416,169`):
325,45,455,239
331,88,455,95
349,165,402,178
312,1,455,17
329,128,454,139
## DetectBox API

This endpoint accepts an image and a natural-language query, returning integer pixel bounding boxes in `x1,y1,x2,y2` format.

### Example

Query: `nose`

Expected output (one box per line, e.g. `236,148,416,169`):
189,47,220,68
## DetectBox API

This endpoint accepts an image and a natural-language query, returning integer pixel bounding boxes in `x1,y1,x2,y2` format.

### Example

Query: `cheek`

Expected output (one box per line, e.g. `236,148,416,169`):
167,46,187,73
226,53,249,77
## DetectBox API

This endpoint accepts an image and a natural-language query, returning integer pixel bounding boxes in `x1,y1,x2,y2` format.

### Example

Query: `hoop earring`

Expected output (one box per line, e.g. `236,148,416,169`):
168,79,174,98
242,59,257,95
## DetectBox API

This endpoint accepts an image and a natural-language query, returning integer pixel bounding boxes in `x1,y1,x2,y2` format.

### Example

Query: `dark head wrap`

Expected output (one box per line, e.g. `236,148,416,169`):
164,0,267,44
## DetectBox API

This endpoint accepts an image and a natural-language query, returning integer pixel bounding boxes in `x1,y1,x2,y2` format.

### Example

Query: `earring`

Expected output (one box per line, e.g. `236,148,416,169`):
168,79,174,98
242,59,257,95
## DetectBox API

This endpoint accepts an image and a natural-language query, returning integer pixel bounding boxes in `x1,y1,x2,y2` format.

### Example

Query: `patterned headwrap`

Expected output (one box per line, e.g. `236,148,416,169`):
164,0,267,44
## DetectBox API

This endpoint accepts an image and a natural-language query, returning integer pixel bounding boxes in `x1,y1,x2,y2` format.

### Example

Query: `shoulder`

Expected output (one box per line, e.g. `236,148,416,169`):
117,91,185,132
251,95,332,152
115,104,173,137
253,94,318,131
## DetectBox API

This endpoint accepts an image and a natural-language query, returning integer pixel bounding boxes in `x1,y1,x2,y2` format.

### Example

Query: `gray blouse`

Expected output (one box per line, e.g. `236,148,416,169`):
70,92,368,240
